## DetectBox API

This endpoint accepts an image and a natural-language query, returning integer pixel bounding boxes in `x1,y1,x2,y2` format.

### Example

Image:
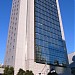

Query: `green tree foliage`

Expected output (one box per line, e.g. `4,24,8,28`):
25,70,34,75
4,66,9,75
17,69,34,75
4,66,14,75
8,67,14,75
17,68,25,75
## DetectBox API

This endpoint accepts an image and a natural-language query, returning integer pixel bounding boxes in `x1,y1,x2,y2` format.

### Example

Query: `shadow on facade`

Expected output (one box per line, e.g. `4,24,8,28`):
69,55,75,75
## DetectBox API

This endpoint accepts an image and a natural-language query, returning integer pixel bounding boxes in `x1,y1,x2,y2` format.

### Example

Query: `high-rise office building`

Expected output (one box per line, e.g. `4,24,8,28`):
4,0,71,75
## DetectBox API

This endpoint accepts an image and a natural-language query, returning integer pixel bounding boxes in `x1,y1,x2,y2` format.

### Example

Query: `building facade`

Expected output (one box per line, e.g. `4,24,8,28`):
0,68,4,75
4,0,71,75
68,52,75,75
68,52,75,65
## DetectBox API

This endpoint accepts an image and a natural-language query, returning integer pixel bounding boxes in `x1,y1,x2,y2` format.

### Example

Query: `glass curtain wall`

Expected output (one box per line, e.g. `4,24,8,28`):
34,0,67,66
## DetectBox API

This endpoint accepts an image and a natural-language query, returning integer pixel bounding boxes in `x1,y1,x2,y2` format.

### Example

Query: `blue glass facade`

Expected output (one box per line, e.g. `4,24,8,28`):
34,0,67,66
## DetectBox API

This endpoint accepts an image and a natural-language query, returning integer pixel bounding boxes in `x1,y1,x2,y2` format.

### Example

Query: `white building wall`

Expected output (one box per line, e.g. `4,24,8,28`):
4,0,21,67
68,52,75,64
14,0,27,74
25,0,50,75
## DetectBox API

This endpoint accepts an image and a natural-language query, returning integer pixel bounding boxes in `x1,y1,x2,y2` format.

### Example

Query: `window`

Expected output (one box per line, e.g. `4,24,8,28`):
15,28,16,30
12,56,13,59
16,17,17,20
11,37,12,40
13,46,14,49
13,39,15,42
14,33,15,36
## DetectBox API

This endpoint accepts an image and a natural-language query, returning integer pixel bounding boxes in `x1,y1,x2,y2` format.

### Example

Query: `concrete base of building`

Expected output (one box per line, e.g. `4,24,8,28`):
16,59,71,75
50,65,72,75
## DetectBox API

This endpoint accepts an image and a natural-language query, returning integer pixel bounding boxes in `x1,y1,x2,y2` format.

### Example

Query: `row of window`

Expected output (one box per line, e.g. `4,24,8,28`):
35,17,60,28
36,52,66,64
11,16,18,20
36,52,66,62
35,45,66,54
35,11,59,25
35,22,61,33
9,26,17,30
35,4,58,18
13,0,19,5
35,0,57,11
35,15,60,27
35,45,65,53
35,9,59,23
35,35,63,46
35,39,64,50
35,26,62,38
35,32,62,42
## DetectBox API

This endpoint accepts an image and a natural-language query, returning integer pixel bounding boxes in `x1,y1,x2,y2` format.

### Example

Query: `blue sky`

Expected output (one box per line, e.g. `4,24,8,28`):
0,0,74,64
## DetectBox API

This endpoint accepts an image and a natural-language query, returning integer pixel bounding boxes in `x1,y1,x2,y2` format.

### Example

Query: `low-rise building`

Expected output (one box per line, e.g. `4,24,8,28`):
68,52,75,75
0,64,4,75
0,68,4,75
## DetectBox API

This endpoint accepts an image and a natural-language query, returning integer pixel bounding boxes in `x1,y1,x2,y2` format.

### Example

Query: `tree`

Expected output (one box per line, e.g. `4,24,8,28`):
17,68,25,75
4,66,9,75
8,67,14,75
25,70,34,75
4,66,14,75
17,69,34,75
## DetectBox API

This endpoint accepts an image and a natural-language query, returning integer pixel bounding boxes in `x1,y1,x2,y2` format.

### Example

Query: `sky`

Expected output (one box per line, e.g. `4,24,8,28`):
0,0,74,64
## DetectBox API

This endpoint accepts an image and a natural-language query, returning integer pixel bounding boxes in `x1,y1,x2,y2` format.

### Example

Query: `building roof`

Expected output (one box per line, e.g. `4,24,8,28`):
68,52,75,55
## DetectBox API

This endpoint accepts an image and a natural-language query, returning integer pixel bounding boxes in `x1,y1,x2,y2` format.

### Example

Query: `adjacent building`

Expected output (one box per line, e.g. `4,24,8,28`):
0,64,4,75
68,52,75,75
4,0,71,75
0,68,4,75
